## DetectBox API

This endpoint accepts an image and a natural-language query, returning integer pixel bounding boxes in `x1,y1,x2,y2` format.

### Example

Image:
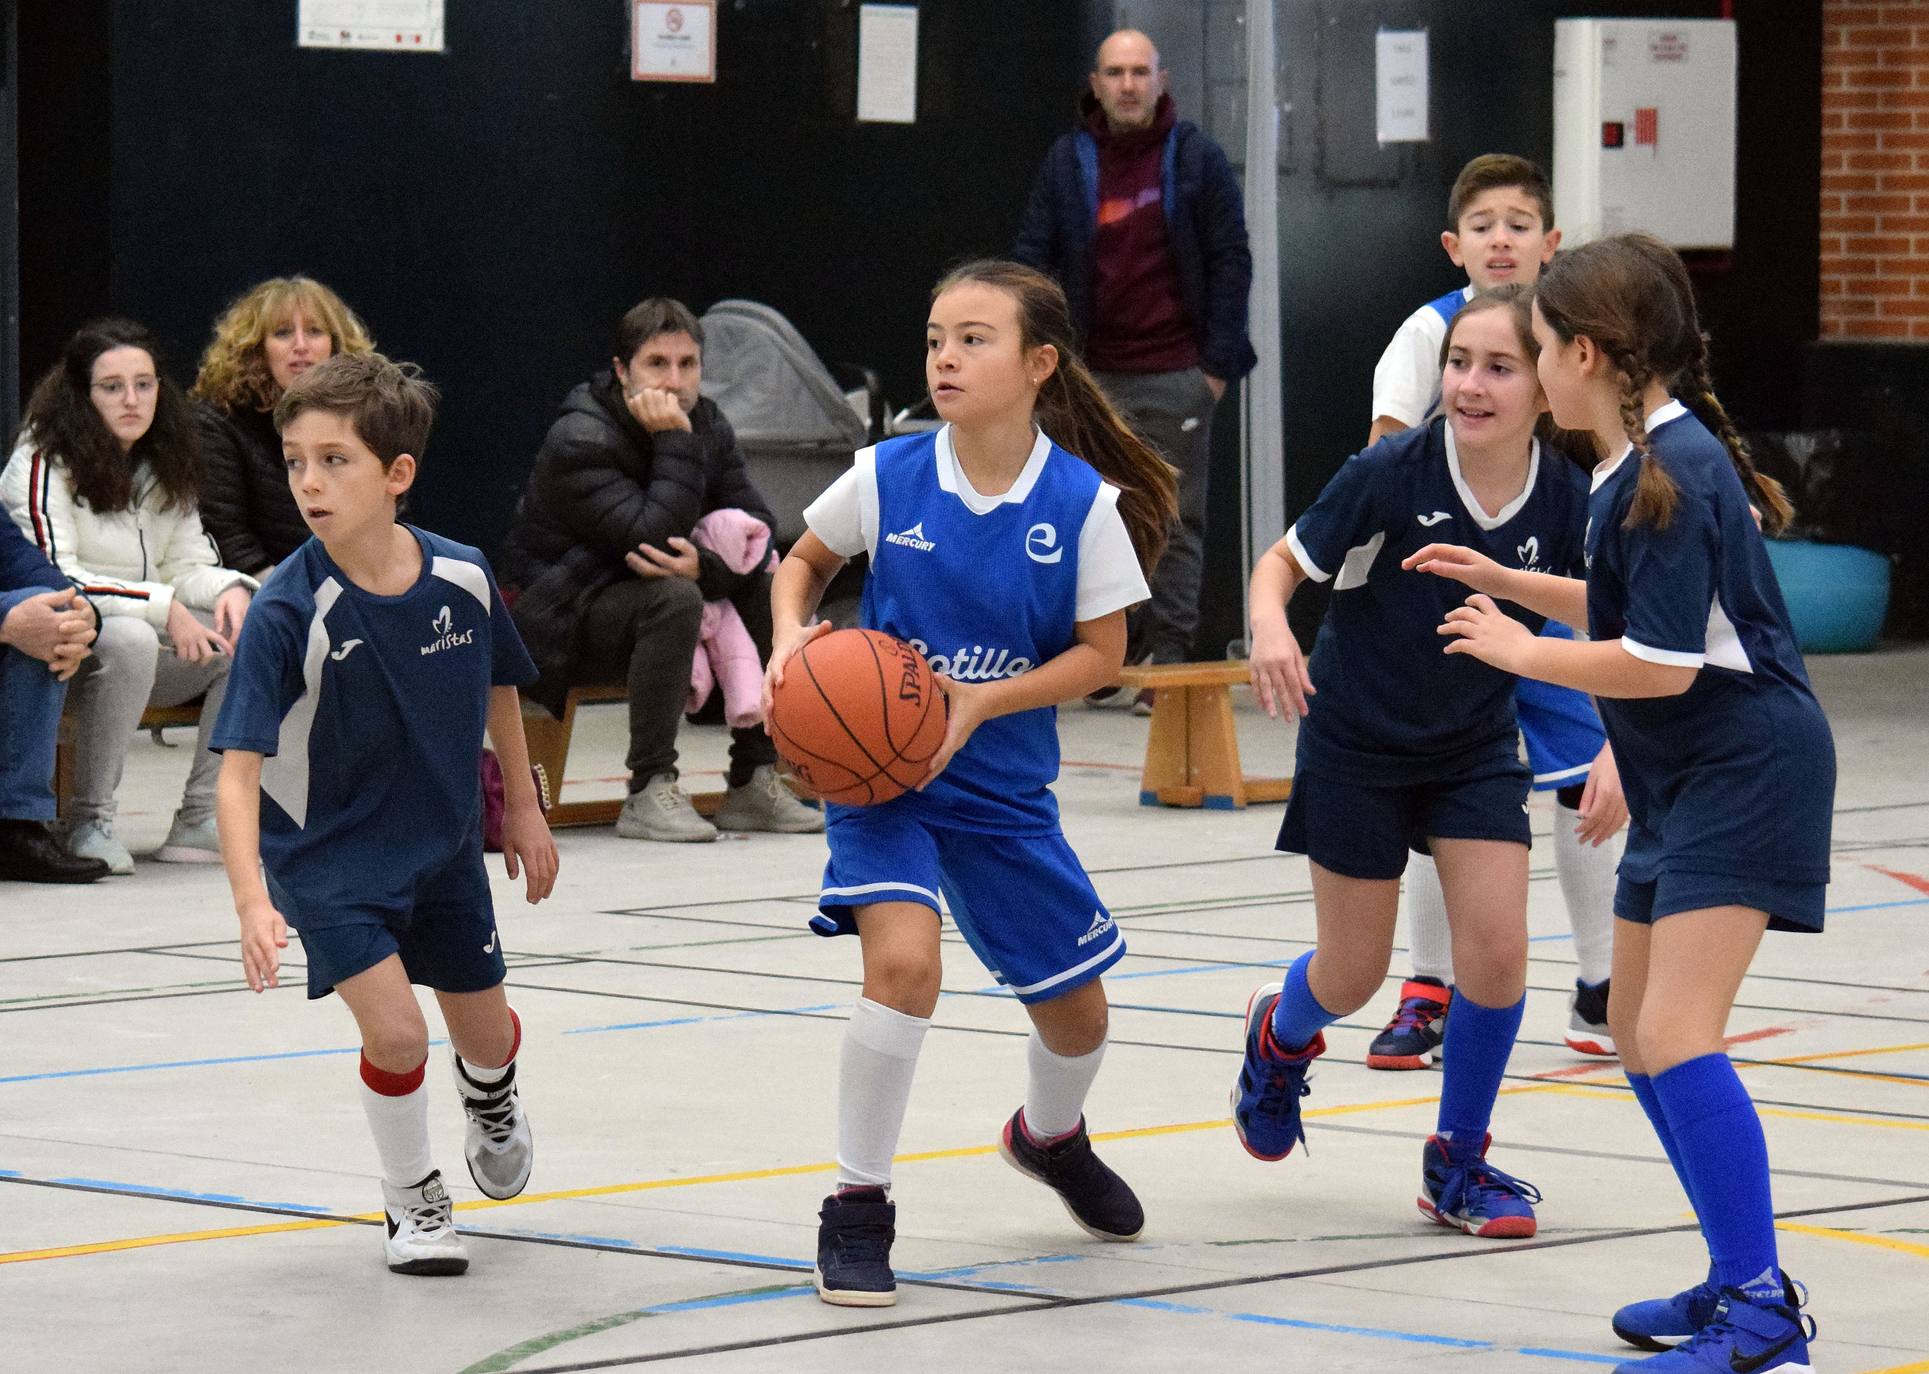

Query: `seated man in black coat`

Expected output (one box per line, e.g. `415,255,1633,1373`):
503,298,822,842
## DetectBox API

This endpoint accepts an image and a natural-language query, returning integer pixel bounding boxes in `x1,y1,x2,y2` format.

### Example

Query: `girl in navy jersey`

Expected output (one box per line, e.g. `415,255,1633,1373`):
1232,287,1588,1239
763,260,1177,1307
1408,234,1830,1372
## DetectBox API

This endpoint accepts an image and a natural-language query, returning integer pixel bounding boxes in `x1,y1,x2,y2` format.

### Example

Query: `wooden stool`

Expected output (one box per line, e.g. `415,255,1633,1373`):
54,701,205,820
519,685,747,828
1115,661,1292,810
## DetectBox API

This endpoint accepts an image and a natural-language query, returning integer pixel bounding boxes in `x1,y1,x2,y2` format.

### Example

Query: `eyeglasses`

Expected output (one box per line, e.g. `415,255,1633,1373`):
91,378,159,400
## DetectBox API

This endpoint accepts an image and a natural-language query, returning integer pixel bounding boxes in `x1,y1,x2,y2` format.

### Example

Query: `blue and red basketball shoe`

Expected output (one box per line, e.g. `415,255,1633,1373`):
1366,977,1451,1070
1418,1132,1541,1238
1231,982,1325,1161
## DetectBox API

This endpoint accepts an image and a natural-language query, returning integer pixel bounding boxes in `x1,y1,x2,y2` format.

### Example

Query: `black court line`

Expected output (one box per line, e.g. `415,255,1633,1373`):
498,1191,1929,1373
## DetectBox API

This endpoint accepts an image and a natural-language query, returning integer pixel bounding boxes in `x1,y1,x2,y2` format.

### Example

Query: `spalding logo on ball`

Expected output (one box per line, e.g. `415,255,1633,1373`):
768,629,949,806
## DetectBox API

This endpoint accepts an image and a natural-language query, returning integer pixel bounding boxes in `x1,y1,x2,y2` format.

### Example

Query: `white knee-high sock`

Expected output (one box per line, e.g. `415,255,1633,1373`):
1403,851,1455,984
836,997,929,1191
1023,1032,1107,1141
359,1054,434,1187
1554,803,1620,986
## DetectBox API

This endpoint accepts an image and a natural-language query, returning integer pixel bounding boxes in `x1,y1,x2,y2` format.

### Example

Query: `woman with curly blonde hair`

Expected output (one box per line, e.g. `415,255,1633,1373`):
192,277,373,575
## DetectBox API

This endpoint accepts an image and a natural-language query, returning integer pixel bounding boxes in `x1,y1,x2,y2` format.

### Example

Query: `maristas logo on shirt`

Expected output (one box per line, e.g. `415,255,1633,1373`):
420,604,475,656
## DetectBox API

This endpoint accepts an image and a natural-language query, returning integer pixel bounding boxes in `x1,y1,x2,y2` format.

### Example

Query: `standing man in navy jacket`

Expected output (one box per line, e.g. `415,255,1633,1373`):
1014,27,1256,686
0,517,108,882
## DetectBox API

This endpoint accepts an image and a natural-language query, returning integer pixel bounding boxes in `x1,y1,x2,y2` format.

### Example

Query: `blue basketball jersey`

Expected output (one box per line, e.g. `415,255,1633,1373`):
1287,418,1590,784
1585,402,1834,885
804,425,1148,832
211,526,538,914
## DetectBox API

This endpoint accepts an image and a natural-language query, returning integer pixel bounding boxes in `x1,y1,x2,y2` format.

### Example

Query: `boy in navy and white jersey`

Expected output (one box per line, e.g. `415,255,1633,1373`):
213,353,557,1278
1422,235,1833,1370
1235,290,1583,1241
1362,153,1622,1071
1583,401,1832,928
767,261,1175,1307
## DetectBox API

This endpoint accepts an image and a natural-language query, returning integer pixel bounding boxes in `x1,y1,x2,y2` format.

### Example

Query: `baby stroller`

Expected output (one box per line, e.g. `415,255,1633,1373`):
698,299,883,548
697,299,880,627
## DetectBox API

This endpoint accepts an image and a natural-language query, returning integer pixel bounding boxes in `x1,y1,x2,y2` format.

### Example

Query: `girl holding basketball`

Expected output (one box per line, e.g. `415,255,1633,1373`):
1232,287,1589,1240
762,259,1176,1307
1407,235,1829,1372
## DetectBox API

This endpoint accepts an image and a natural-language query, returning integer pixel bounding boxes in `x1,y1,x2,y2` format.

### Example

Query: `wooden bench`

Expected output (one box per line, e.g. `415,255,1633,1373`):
520,684,760,828
1114,661,1292,810
54,701,205,820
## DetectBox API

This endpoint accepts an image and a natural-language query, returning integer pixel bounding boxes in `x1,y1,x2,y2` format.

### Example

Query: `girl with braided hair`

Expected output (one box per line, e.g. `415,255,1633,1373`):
1402,233,1830,1373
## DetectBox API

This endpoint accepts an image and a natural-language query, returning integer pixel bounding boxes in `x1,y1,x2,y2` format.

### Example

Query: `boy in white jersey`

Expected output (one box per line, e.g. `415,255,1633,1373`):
1363,153,1626,1070
213,353,558,1276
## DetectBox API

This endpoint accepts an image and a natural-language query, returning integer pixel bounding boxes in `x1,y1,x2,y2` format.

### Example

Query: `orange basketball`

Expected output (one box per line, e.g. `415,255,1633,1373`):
768,629,950,806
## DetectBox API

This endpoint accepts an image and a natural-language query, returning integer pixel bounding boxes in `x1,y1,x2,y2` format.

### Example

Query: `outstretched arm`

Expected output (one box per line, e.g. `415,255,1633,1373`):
1403,543,1589,629
1437,595,1695,698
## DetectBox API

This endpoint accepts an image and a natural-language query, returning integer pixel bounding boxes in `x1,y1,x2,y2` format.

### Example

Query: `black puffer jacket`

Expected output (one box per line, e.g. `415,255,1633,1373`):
501,372,775,710
194,400,309,575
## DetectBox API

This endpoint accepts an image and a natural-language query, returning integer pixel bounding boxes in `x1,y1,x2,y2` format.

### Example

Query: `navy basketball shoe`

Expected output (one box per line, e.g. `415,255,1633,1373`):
1565,977,1615,1058
1612,1281,1815,1373
815,1186,898,1307
998,1109,1144,1241
1231,982,1325,1161
1366,977,1451,1070
1418,1133,1541,1238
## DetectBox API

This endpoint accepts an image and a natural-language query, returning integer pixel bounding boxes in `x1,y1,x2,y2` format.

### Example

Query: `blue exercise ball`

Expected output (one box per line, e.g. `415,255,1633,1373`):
1764,539,1889,653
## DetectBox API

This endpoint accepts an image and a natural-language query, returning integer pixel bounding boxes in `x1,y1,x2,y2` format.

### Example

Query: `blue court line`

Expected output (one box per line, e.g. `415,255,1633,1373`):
33,1174,336,1215
1120,1298,1622,1362
0,1039,449,1087
1830,896,1929,914
564,1004,843,1036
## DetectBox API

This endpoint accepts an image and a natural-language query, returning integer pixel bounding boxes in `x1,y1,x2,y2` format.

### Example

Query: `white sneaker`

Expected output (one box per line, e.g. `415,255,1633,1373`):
713,765,825,834
381,1170,469,1275
452,1054,533,1200
615,773,718,843
68,820,133,876
155,811,222,864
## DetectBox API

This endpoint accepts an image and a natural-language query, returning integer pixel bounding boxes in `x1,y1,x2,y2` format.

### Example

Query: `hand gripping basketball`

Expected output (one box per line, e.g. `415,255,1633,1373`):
767,629,950,806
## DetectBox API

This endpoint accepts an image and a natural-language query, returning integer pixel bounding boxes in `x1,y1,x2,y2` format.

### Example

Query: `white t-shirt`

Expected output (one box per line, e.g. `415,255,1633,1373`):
1369,286,1473,429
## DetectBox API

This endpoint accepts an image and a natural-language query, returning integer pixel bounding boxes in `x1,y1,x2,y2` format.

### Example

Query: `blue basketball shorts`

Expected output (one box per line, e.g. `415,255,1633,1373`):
1517,623,1606,791
813,804,1124,1003
271,833,508,1000
1614,868,1825,934
1276,754,1532,881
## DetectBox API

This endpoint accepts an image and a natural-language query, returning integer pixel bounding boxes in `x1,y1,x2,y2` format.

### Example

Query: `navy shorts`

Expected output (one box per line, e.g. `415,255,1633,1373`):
273,834,508,999
1516,632,1606,791
1615,869,1825,934
813,803,1123,1003
1276,757,1532,881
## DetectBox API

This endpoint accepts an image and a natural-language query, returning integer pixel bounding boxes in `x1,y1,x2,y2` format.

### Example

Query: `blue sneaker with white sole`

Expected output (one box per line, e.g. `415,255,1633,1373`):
1230,982,1325,1161
1611,1282,1814,1373
1613,1274,1723,1351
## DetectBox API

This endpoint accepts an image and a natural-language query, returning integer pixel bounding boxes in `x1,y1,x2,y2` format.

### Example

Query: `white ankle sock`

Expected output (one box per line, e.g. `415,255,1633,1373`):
1554,803,1620,986
1403,851,1455,984
1024,1032,1106,1141
359,1055,434,1187
836,997,929,1191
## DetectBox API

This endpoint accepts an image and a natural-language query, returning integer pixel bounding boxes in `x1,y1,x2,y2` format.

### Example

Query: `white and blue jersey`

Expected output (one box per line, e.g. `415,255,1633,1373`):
212,526,538,920
1584,402,1834,918
1287,418,1590,784
804,425,1148,833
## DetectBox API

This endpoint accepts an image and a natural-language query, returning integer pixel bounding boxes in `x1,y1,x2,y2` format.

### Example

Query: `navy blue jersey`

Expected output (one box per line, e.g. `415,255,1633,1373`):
1287,418,1590,783
211,526,538,913
805,426,1148,832
1585,403,1834,885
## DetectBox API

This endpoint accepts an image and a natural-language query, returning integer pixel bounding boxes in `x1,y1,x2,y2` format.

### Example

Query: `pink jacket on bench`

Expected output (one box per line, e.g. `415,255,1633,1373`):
689,508,775,729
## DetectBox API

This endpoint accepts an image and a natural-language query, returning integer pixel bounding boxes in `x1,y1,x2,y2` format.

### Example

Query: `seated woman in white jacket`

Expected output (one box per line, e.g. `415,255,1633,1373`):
3,319,255,872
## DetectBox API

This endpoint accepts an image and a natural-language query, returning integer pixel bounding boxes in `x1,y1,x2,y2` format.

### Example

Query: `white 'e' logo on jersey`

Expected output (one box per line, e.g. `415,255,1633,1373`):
1025,522,1063,564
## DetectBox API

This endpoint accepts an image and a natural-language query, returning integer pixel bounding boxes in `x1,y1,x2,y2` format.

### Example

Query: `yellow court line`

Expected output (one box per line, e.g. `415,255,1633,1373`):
1860,1361,1929,1374
1533,1081,1929,1134
1,1217,350,1265
1778,1220,1929,1261
1764,1041,1929,1067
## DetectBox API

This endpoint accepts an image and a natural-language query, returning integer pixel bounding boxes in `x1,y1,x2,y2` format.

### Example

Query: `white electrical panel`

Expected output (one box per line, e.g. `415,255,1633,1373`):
1553,18,1738,250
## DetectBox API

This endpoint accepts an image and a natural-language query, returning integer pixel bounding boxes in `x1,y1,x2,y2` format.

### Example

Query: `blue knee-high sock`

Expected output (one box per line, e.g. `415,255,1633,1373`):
1652,1054,1782,1298
1435,991,1525,1145
1268,951,1338,1052
1627,1071,1716,1282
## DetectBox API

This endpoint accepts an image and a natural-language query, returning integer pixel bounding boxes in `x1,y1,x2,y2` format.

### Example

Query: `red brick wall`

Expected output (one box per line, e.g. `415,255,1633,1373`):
1822,1,1929,340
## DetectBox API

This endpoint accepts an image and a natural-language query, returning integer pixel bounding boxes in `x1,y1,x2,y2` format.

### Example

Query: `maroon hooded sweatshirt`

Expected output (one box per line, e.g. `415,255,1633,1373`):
1085,91,1199,374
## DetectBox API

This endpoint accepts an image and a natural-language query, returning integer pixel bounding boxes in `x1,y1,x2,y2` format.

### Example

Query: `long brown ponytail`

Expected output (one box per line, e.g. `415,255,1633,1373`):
1535,233,1790,532
931,259,1180,572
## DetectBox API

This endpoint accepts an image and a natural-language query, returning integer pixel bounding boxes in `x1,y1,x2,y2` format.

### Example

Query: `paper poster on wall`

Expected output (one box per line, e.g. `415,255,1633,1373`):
298,0,445,52
1375,29,1429,143
633,1,716,83
857,5,918,124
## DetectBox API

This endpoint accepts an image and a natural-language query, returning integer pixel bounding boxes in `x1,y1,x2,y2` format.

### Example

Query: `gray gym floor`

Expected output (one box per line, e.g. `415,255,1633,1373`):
4,648,1926,1372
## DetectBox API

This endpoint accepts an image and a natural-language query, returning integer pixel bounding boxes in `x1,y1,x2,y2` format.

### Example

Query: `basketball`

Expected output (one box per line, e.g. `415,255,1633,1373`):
768,629,950,806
